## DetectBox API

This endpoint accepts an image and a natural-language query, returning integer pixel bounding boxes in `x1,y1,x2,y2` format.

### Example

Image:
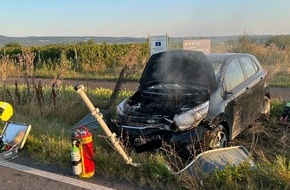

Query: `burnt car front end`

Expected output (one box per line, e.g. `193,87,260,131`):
109,50,216,157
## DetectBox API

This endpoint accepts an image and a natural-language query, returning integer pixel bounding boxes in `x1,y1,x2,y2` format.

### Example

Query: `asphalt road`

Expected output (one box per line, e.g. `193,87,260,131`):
0,156,148,190
0,163,89,190
5,78,290,100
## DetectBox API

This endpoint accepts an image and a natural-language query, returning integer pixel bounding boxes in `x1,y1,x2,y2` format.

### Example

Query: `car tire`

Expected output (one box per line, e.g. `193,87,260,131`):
209,125,229,149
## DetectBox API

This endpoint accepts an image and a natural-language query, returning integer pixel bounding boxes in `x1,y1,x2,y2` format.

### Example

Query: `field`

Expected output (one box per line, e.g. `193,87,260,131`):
0,36,289,189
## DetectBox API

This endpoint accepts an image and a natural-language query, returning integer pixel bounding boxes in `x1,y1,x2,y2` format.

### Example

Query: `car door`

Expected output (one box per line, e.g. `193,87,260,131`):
239,56,264,124
223,58,250,139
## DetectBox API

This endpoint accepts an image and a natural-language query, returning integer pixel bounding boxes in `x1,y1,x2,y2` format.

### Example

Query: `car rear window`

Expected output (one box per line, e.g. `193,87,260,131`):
240,57,258,79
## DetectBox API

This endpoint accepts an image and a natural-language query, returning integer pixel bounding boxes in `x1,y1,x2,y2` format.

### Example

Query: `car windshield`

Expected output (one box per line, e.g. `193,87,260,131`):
209,61,223,80
145,83,206,92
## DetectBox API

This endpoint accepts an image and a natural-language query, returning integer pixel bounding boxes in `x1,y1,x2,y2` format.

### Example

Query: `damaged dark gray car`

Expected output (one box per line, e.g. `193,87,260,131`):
109,50,270,161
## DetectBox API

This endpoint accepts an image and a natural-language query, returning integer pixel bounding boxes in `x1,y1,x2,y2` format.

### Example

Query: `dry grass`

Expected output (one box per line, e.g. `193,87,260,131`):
232,121,289,158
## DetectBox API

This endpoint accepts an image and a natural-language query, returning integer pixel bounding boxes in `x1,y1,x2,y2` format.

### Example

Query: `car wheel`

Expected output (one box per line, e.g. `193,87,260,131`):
209,125,228,149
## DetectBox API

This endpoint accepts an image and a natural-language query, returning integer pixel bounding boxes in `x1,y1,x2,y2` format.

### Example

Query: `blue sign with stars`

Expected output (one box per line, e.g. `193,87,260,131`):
155,42,161,46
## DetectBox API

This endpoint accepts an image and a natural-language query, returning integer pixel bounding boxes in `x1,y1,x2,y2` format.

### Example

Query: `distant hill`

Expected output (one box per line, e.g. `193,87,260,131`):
0,35,273,47
0,35,148,47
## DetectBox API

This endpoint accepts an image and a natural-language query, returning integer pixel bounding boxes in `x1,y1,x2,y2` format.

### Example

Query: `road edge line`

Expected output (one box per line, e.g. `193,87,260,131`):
0,161,115,190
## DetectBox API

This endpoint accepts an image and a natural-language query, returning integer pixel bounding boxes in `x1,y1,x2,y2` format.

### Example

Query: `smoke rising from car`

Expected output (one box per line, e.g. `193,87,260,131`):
152,50,216,90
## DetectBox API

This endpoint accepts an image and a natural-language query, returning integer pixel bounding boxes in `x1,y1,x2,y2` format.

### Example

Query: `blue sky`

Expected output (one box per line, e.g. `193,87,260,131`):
0,0,289,37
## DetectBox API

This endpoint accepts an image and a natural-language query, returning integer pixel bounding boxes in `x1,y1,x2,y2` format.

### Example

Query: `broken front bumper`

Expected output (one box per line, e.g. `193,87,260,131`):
108,120,172,152
108,119,209,156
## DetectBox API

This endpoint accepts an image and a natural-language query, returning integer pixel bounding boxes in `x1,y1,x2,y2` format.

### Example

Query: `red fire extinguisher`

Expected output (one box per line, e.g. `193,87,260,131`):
73,126,95,178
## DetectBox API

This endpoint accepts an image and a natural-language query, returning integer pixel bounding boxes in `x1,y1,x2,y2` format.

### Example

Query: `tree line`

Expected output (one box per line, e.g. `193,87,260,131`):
0,42,150,80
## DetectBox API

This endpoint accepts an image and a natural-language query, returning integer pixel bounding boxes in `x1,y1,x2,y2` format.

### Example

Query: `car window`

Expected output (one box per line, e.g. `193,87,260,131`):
224,58,245,91
251,59,259,71
240,57,258,79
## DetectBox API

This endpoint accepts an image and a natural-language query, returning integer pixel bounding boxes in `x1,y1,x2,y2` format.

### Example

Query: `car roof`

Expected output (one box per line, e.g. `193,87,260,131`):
206,53,253,63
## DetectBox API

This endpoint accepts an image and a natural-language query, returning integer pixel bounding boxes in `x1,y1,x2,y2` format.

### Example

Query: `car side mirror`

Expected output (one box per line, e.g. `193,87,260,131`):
221,82,227,99
221,82,233,99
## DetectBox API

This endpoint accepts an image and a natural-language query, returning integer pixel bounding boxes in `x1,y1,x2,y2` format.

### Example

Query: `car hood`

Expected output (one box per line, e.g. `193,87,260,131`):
139,50,216,91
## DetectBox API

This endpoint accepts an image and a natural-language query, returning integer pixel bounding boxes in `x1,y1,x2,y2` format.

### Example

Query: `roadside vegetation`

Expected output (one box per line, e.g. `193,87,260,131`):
0,35,289,189
0,41,149,81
